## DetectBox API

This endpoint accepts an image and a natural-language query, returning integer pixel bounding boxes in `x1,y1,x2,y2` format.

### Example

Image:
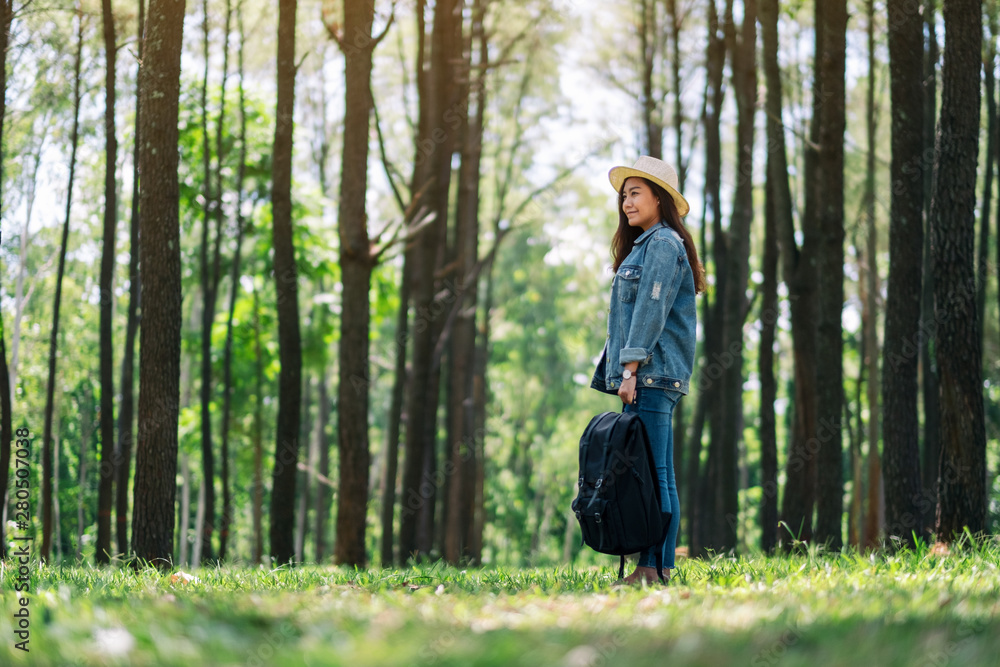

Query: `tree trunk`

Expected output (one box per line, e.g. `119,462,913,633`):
694,0,727,556
848,329,864,547
758,0,781,550
638,0,662,158
192,476,205,564
863,0,882,551
332,0,378,568
295,377,313,563
444,0,485,565
758,0,788,555
932,0,986,539
77,392,93,561
380,276,408,565
685,387,707,553
394,0,428,567
314,372,331,561
882,0,926,549
666,0,686,182
920,0,942,538
469,267,490,563
812,0,847,552
42,6,84,562
763,0,819,550
116,0,145,560
863,427,885,549
400,0,463,562
252,280,265,565
95,0,119,565
178,452,190,565
54,410,61,560
717,0,755,554
269,0,302,566
978,9,997,354
132,0,186,570
197,0,217,563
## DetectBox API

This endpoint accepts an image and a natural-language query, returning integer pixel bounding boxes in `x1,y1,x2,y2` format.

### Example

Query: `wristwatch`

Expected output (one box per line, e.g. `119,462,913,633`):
622,369,634,381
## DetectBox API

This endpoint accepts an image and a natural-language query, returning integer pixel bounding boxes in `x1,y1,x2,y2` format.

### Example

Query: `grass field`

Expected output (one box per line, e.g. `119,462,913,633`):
2,542,999,667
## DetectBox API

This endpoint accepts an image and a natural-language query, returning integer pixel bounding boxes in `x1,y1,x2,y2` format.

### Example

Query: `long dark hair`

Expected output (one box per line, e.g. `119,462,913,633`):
611,178,706,294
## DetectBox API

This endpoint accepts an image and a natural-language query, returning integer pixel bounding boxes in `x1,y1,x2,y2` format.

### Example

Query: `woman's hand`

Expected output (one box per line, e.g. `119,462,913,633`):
618,376,638,405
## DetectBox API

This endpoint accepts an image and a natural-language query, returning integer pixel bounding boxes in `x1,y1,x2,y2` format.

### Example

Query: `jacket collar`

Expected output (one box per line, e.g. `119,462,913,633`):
634,220,668,246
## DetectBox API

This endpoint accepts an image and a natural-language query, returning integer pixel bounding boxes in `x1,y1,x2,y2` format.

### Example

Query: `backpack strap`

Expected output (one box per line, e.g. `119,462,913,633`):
619,555,626,581
656,551,665,583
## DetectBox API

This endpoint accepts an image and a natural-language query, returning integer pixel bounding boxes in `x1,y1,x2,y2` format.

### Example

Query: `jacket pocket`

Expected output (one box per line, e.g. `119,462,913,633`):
616,264,642,303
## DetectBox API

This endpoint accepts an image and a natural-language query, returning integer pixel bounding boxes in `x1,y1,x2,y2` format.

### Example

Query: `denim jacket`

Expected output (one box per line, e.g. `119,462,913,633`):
591,220,697,395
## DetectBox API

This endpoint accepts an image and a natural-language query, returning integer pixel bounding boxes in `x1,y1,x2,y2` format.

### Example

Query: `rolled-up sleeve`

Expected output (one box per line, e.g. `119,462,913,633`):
620,237,684,365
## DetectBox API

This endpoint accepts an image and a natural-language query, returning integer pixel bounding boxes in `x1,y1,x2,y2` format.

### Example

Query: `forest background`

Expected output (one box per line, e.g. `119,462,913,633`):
0,0,998,570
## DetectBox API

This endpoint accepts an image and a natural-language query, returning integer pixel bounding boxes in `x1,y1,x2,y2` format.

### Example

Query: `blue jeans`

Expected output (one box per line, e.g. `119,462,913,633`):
624,388,681,569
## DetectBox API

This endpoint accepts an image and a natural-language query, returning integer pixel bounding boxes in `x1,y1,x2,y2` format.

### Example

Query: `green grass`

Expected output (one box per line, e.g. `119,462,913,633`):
2,543,999,666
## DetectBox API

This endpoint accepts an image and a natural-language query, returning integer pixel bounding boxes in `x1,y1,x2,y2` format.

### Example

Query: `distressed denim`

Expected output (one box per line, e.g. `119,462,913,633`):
590,221,697,395
624,387,681,569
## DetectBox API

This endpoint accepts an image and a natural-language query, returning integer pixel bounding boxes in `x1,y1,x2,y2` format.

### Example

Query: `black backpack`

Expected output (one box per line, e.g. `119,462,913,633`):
571,411,671,582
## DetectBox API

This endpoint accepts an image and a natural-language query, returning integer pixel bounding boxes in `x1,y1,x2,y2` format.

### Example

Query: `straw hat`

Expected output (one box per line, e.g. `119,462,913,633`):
609,156,690,218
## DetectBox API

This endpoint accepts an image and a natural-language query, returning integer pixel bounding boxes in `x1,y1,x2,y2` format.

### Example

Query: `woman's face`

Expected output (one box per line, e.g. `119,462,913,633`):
621,177,660,232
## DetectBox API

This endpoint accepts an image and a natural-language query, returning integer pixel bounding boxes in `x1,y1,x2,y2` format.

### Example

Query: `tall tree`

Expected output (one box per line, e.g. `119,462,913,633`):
690,0,726,557
812,0,847,551
380,0,425,566
920,0,942,537
444,0,486,564
269,0,302,566
718,0,755,553
399,0,463,561
314,371,331,561
115,0,146,559
197,0,217,563
666,0,687,182
96,0,119,565
860,0,885,551
637,0,662,158
252,275,265,565
883,0,926,548
327,0,383,568
931,0,986,539
218,0,245,561
774,0,821,549
757,0,785,557
132,0,186,569
978,6,997,352
41,4,84,562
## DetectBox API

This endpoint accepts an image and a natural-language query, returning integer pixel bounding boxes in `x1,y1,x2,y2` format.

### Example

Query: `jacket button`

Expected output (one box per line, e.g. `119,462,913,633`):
645,378,653,385
674,381,680,387
610,382,616,388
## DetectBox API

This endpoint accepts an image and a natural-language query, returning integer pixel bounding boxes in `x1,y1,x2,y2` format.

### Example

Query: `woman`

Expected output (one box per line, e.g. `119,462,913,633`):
590,156,705,585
